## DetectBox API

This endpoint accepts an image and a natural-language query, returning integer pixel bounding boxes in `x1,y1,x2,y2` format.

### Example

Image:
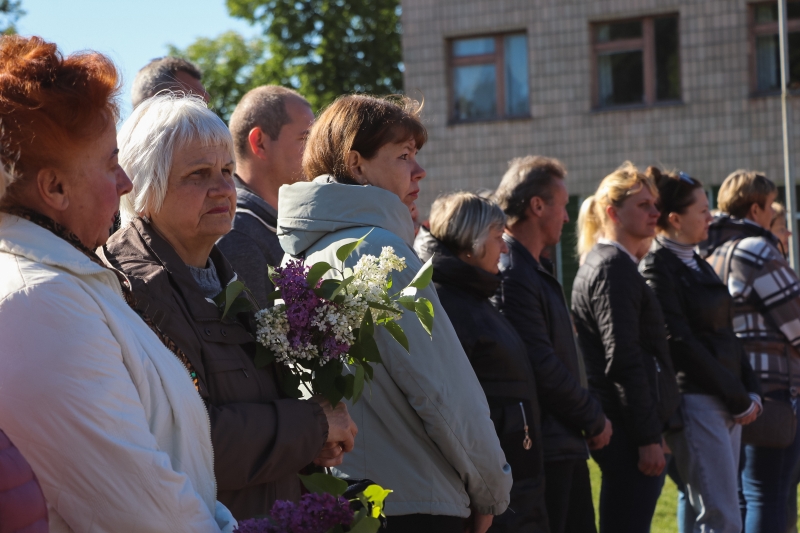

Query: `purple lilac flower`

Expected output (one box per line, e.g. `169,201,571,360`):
233,493,354,533
272,260,322,349
321,335,349,362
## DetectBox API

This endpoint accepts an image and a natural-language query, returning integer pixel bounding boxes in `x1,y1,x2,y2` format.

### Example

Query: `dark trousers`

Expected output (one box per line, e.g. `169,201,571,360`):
385,514,463,533
544,459,597,533
591,423,666,533
489,476,550,533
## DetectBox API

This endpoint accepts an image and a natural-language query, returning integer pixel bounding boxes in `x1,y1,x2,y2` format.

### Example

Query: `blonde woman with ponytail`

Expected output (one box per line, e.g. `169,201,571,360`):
570,162,680,533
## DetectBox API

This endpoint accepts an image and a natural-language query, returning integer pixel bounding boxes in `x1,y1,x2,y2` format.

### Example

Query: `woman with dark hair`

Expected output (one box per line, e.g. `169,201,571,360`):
0,36,234,531
428,191,548,533
571,162,680,533
639,167,761,533
277,95,512,533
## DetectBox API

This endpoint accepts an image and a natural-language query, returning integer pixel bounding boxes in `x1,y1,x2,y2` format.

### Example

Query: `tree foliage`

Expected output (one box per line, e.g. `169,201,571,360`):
1,0,24,35
171,0,403,120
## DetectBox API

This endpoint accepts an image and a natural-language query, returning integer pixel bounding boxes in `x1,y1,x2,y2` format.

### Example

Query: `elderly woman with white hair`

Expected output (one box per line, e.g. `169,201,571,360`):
100,94,357,520
427,192,548,533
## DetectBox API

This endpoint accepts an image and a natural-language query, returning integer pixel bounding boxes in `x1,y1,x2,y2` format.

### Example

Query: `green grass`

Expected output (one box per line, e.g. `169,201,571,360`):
589,459,800,532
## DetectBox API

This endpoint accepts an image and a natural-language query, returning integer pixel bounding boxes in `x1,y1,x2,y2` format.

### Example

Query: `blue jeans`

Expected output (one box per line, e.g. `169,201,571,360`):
740,396,800,533
591,422,667,533
666,394,742,533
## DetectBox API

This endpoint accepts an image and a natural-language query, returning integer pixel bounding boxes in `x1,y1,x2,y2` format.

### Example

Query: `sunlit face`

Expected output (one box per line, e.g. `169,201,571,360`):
610,185,660,240
667,188,713,245
771,211,792,255
352,138,426,207
60,121,132,248
149,140,236,260
540,179,570,247
460,225,508,275
266,97,315,184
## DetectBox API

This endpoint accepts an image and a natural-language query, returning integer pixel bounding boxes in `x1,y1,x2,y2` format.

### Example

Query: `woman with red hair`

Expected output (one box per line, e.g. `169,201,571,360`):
0,36,235,532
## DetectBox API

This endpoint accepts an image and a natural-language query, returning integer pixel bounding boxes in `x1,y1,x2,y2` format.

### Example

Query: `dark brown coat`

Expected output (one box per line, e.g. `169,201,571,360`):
101,218,327,520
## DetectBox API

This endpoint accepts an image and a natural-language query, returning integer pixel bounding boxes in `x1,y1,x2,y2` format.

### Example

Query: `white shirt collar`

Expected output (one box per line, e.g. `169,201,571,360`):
598,237,640,264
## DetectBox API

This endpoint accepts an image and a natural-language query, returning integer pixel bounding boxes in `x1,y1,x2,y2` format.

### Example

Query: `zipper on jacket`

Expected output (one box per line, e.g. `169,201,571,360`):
519,402,533,450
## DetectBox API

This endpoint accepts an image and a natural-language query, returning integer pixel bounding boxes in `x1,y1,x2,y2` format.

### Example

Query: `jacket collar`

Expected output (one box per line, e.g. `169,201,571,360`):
502,233,557,280
234,174,278,224
699,213,779,258
650,237,719,282
129,218,237,322
0,214,111,279
430,239,500,299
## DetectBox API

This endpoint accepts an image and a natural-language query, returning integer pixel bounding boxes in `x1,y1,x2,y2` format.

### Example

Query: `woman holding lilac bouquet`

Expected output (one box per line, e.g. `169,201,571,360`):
277,95,512,533
101,94,358,520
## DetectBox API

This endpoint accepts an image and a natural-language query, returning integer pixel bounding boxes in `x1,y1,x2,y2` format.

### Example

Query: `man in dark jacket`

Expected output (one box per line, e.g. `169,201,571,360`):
217,86,315,306
493,156,611,533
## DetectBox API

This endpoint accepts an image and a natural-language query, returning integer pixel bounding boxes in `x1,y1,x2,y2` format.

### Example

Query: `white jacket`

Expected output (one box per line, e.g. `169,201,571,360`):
0,215,235,532
278,177,512,518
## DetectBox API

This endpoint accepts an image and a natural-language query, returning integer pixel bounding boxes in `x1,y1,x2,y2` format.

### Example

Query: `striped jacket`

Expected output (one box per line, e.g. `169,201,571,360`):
700,215,800,393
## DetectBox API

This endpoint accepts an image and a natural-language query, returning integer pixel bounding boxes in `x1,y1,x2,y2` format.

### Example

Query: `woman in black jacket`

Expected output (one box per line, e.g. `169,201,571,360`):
639,168,761,533
429,192,547,533
571,162,680,533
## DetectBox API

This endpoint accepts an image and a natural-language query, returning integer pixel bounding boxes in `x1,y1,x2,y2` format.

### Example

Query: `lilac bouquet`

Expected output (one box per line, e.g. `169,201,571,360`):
233,473,391,533
251,234,434,404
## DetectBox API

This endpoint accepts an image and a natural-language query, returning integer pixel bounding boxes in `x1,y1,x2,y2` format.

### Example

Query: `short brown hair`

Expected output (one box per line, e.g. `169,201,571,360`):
302,95,427,181
229,85,310,161
717,169,776,219
493,155,566,225
0,35,119,204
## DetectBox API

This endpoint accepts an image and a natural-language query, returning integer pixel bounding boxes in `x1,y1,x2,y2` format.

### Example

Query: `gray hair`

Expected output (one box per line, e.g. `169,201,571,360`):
118,94,234,224
494,155,566,225
429,191,506,256
131,57,203,109
228,85,310,160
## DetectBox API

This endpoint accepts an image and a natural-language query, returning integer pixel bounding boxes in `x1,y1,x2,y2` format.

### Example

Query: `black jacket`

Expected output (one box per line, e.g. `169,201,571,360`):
639,239,761,414
431,243,543,483
571,243,680,446
494,235,605,462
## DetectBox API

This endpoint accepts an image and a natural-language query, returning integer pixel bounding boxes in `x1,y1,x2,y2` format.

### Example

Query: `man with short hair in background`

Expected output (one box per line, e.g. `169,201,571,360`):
493,156,612,533
218,86,315,306
131,56,210,108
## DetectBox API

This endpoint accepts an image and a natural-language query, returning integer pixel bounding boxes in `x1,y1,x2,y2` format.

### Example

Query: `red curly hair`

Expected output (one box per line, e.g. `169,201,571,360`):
0,35,120,188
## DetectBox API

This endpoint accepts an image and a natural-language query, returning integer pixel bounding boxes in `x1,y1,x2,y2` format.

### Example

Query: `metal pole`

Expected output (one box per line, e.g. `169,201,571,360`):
779,0,799,270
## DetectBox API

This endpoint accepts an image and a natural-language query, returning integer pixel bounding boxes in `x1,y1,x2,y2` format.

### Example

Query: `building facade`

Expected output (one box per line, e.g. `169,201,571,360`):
401,0,800,291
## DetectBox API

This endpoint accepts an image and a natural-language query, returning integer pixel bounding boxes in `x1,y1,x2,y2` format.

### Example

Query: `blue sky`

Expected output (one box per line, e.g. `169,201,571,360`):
17,0,262,119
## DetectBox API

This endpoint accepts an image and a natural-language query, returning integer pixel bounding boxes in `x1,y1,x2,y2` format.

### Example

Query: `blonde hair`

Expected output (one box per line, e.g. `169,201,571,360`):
717,169,776,219
429,191,506,256
772,201,787,227
576,161,657,257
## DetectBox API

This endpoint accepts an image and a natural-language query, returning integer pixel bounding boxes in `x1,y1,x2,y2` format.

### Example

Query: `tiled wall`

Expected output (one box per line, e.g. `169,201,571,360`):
402,0,800,217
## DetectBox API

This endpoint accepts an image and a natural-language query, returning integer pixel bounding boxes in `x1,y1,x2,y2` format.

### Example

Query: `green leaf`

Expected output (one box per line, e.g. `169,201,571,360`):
221,280,246,319
254,344,275,368
382,321,409,351
362,361,374,380
268,265,278,283
362,485,393,518
397,287,417,311
335,230,373,262
359,308,375,339
265,289,281,302
367,301,398,313
352,364,366,403
225,297,254,318
348,515,382,533
330,276,354,300
407,257,434,289
415,298,435,336
339,373,355,400
386,275,393,290
298,473,348,496
314,279,341,300
306,261,331,288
